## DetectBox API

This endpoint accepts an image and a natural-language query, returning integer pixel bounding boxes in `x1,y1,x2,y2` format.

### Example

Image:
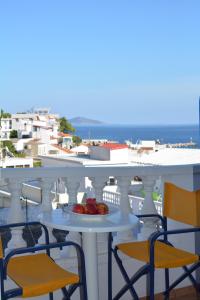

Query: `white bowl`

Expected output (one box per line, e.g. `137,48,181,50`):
68,204,118,221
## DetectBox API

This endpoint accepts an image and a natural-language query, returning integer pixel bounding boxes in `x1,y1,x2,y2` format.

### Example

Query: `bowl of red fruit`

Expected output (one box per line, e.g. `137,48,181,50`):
70,198,111,220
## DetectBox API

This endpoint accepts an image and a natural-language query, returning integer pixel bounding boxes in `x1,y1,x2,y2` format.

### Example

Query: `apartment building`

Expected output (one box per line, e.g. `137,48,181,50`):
0,108,59,141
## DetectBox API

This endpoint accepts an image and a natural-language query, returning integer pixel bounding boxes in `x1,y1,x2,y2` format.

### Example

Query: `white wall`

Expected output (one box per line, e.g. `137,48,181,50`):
0,119,12,138
38,144,49,156
1,119,12,131
140,140,156,147
0,157,33,168
14,140,25,152
11,113,59,140
32,128,51,144
90,146,110,160
90,146,129,162
110,148,129,162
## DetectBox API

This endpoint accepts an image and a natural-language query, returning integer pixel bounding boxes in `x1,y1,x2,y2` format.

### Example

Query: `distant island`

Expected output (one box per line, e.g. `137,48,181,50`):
69,116,104,125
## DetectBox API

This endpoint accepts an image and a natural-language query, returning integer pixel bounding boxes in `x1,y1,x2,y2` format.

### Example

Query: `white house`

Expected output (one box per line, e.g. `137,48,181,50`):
89,143,129,162
12,109,59,140
0,108,59,145
58,132,73,149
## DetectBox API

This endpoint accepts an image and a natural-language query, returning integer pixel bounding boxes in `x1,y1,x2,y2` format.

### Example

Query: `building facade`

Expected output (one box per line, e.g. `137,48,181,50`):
0,108,59,142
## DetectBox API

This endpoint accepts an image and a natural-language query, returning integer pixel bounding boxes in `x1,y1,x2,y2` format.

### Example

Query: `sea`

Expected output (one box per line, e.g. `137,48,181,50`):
75,124,200,147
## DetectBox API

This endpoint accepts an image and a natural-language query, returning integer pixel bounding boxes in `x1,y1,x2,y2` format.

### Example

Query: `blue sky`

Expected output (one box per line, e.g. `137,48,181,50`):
0,1,200,124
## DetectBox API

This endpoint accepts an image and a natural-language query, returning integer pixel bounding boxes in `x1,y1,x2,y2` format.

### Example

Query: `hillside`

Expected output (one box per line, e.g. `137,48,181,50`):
69,117,104,125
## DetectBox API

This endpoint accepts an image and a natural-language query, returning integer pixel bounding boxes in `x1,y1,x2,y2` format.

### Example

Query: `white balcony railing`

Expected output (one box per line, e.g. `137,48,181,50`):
0,163,199,299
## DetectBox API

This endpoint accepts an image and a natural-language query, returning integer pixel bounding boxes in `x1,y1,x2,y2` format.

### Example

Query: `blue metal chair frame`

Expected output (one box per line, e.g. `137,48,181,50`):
0,222,88,300
108,214,200,300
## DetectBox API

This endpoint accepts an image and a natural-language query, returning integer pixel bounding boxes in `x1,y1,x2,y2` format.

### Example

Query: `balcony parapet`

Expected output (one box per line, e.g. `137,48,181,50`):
0,163,200,299
0,163,200,251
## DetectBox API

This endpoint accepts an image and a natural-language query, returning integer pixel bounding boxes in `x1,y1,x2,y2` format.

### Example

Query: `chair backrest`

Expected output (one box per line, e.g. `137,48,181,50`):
0,237,3,258
163,182,200,226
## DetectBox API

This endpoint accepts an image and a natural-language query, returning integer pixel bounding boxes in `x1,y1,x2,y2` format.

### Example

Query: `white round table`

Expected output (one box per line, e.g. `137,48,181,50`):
39,208,138,300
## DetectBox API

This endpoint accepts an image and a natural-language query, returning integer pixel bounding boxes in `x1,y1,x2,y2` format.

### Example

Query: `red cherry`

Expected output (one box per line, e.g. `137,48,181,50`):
96,203,109,215
72,204,85,214
85,203,98,214
86,198,96,205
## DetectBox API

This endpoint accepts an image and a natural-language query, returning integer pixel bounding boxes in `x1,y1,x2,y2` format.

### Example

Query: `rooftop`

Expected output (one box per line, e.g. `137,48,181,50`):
131,148,200,165
99,143,128,150
58,132,73,137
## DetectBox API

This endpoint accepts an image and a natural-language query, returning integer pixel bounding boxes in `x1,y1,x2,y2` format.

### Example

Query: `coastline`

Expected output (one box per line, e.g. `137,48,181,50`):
74,124,199,146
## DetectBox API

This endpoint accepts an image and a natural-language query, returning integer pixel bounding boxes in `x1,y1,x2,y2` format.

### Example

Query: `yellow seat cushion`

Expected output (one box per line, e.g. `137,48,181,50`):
0,237,3,259
117,240,199,269
7,253,79,298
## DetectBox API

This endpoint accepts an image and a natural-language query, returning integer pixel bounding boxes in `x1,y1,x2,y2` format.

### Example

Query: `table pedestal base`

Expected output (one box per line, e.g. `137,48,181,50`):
82,232,99,300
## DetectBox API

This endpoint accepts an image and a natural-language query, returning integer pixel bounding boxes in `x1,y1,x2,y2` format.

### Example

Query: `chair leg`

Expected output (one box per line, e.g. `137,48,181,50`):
67,283,87,300
79,280,88,300
0,261,5,300
113,265,148,300
147,265,154,300
113,248,139,299
182,265,200,291
49,292,53,300
62,287,71,300
108,232,112,300
77,270,88,299
164,268,170,299
165,269,169,290
164,262,200,296
82,280,88,300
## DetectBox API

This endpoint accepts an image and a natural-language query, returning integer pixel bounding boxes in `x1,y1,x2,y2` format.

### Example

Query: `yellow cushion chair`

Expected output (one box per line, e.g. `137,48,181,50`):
110,183,200,300
0,222,87,300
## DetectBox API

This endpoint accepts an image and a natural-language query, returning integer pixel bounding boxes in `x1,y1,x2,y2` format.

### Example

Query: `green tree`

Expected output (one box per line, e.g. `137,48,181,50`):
2,141,25,157
59,117,75,133
0,109,11,118
33,161,42,167
10,130,18,139
2,141,17,155
72,135,82,146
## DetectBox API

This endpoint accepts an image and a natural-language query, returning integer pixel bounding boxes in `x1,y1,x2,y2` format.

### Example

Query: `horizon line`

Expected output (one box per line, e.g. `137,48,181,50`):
73,122,198,126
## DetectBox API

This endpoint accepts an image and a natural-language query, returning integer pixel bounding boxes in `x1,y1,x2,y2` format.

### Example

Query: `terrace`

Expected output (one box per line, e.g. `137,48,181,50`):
0,162,200,299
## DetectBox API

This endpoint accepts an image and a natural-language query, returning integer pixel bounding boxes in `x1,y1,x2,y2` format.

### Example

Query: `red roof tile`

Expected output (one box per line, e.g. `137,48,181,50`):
100,143,128,150
58,132,73,137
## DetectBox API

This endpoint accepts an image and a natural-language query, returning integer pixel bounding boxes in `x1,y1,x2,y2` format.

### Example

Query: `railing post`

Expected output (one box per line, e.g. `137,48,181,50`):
90,176,107,202
7,178,26,250
117,176,132,214
90,176,109,253
41,178,54,212
138,176,159,240
64,177,81,204
38,178,56,244
61,176,82,258
114,176,137,243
